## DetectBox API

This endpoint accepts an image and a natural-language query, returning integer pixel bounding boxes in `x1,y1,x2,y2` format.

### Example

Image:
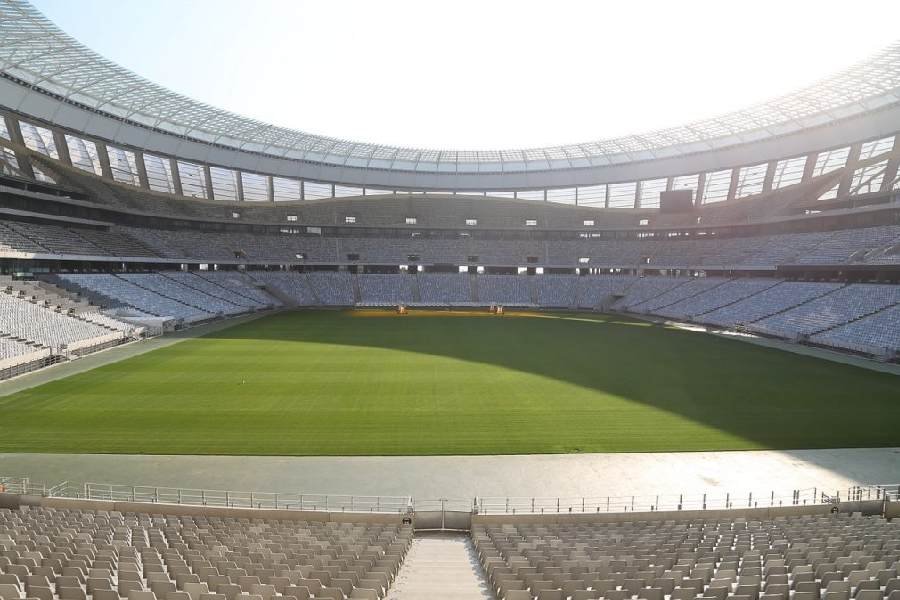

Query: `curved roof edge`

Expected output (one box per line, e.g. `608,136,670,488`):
3,0,900,174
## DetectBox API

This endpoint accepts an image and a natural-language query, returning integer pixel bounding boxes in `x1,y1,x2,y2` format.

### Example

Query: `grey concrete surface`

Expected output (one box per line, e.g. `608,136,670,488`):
1,448,897,500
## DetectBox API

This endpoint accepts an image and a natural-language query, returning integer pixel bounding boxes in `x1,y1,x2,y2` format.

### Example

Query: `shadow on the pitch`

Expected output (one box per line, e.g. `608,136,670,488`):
201,309,900,476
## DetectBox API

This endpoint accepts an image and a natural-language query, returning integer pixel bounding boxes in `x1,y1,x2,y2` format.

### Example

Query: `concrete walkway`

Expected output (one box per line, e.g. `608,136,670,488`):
1,448,896,500
386,533,492,600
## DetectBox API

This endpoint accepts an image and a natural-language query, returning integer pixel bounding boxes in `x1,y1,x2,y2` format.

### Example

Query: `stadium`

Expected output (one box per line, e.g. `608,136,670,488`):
1,0,900,597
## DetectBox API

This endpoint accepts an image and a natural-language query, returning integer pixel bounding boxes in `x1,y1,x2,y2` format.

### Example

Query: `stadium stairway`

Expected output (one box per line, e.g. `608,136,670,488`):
386,532,493,600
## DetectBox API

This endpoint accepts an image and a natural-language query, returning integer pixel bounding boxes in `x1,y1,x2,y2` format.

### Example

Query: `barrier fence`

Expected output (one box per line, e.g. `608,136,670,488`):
1,476,897,516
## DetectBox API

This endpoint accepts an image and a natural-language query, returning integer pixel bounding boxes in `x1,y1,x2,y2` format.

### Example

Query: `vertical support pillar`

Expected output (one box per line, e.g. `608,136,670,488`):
134,150,150,189
331,183,336,198
762,160,776,193
880,135,900,192
95,140,114,180
169,157,183,196
801,152,818,184
203,164,215,200
300,180,305,201
574,187,579,206
235,171,245,202
604,185,610,209
727,167,740,202
52,129,72,166
634,181,642,209
4,115,35,179
267,175,275,202
695,173,706,207
837,143,862,199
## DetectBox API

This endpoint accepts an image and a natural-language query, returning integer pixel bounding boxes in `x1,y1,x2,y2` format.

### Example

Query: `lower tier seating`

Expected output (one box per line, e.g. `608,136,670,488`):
473,513,900,600
0,506,412,600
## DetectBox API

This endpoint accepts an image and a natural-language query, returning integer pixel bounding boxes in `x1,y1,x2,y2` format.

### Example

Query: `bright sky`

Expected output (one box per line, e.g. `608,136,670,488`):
28,0,900,150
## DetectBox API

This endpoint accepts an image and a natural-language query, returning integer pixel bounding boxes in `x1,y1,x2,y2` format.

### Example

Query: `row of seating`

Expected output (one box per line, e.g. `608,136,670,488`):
2,221,899,267
472,514,900,600
0,506,413,600
34,271,900,356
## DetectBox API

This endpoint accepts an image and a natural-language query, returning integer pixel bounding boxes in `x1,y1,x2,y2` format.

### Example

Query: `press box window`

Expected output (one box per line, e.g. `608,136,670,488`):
231,212,240,219
639,218,650,226
583,220,594,227
405,217,417,225
467,255,479,262
286,215,298,222
525,219,537,226
407,254,420,262
578,257,590,264
345,216,356,224
465,218,478,226
346,253,360,261
526,256,539,263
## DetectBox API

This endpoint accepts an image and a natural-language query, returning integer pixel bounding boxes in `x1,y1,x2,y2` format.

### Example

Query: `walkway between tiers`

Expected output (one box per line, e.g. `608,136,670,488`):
386,532,492,600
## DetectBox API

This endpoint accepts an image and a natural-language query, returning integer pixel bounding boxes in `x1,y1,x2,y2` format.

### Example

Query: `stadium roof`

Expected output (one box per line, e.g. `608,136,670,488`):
2,0,900,177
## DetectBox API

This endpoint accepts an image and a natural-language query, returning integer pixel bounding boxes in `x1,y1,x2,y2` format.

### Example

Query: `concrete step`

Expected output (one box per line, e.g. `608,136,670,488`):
386,532,493,600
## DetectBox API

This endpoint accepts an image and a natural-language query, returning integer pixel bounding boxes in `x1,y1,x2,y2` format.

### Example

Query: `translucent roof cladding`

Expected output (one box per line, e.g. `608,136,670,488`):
3,0,900,174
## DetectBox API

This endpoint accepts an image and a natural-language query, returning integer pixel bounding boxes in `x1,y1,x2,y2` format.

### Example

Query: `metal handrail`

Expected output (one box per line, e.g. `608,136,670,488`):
1,475,897,516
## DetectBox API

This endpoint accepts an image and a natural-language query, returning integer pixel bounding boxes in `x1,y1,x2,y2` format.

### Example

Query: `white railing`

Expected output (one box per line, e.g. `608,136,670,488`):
2,476,897,517
473,484,899,515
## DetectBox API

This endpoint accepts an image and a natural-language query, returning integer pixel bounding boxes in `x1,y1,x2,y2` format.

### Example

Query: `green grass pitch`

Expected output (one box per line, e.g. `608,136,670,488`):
1,309,898,456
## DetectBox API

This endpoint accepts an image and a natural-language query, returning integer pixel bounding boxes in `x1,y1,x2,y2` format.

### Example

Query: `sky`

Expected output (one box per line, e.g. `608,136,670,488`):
28,0,900,151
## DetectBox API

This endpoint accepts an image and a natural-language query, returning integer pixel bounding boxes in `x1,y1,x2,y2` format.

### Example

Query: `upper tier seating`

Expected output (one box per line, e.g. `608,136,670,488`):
3,222,898,269
473,513,900,600
0,506,412,600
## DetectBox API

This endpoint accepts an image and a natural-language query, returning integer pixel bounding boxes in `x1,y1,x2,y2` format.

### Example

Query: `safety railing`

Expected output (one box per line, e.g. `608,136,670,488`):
472,485,896,515
2,476,897,517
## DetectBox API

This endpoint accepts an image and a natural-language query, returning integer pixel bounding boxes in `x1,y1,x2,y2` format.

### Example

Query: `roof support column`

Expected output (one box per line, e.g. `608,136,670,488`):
604,186,610,209
52,129,71,166
203,164,215,200
267,175,275,202
300,180,305,201
694,173,706,207
94,140,113,180
837,143,862,199
4,115,35,179
169,158,183,196
801,152,818,183
634,181,642,209
235,171,245,202
727,167,740,202
880,134,900,192
762,160,776,192
133,150,150,189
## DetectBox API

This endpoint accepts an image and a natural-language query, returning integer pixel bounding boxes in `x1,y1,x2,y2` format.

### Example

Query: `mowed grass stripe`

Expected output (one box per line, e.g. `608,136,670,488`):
0,310,898,455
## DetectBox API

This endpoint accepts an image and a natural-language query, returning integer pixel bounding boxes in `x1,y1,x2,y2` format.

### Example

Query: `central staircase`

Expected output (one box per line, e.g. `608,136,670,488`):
386,532,492,600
